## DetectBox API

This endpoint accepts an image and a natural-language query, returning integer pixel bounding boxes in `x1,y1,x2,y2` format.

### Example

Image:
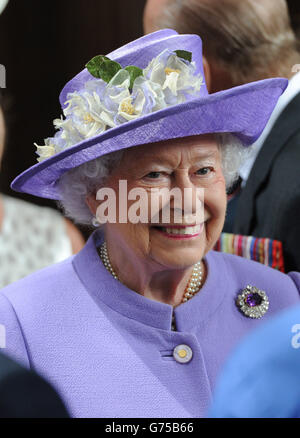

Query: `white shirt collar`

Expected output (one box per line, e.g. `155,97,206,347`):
239,71,300,185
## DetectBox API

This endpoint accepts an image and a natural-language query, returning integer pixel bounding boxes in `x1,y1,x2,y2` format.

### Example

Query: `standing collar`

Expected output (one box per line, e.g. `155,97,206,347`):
72,230,226,331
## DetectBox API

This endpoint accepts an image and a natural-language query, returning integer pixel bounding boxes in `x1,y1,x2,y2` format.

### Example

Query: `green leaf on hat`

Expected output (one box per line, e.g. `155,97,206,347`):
174,50,192,62
86,55,122,82
124,66,143,89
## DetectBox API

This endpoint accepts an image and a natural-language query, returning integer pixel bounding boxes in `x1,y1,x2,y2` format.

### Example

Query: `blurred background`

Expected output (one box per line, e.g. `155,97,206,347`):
0,0,299,215
0,0,146,219
289,0,300,50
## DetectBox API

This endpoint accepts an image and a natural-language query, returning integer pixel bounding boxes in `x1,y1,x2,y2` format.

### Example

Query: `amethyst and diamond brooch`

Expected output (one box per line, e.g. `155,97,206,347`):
236,285,269,319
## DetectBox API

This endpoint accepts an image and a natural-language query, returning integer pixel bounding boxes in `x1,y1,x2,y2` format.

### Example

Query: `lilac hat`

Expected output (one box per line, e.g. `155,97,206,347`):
12,29,287,200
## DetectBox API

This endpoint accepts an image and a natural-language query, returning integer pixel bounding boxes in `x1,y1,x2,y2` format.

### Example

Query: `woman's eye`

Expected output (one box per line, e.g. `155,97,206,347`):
145,171,162,179
196,167,213,176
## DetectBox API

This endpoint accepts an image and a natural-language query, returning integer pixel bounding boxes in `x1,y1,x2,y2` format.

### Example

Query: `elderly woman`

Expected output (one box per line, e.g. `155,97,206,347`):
0,30,299,418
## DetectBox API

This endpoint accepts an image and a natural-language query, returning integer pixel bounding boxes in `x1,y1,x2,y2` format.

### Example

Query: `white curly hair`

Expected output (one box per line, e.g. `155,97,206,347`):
57,133,253,225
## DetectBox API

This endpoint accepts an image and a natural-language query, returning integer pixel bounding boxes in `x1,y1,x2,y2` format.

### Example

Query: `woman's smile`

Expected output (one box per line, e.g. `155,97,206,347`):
151,223,204,239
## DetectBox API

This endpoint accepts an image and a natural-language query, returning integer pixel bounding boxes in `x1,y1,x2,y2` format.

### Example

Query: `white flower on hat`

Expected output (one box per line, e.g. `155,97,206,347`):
53,117,84,148
100,69,132,127
35,49,204,162
34,139,56,162
144,49,204,104
118,75,167,121
62,90,106,140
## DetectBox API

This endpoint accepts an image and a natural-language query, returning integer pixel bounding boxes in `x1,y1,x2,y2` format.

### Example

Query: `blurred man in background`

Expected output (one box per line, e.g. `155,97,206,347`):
144,0,300,273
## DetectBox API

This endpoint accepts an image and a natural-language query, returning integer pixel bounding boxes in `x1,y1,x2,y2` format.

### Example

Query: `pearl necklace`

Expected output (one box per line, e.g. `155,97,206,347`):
98,241,203,304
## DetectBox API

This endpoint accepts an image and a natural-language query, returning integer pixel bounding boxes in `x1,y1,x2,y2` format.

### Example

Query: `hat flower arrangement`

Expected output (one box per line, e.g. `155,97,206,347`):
35,49,204,163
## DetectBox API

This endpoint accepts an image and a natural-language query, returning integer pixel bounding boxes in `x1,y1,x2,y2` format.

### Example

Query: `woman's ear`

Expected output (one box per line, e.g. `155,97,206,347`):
203,56,211,93
85,193,99,216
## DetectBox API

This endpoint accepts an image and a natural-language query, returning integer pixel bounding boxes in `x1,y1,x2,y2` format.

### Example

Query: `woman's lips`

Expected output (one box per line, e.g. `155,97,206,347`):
152,223,204,239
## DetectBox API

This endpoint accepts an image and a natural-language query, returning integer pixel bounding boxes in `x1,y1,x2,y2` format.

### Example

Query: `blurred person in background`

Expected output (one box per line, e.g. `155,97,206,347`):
0,351,69,418
0,92,84,288
209,300,300,418
0,0,84,289
144,0,300,273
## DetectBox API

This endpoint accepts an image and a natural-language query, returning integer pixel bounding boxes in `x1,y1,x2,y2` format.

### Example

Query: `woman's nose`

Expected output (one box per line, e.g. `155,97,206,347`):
171,171,204,220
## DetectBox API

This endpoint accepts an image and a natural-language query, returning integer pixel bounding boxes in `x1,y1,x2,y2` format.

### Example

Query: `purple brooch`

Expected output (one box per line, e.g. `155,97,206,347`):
236,285,269,318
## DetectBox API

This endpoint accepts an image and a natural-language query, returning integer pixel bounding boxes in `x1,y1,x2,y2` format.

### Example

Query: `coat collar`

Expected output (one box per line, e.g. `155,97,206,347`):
72,230,227,331
234,91,300,234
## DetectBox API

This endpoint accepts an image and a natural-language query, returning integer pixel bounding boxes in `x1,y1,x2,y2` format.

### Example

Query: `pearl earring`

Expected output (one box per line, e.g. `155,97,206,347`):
92,216,100,227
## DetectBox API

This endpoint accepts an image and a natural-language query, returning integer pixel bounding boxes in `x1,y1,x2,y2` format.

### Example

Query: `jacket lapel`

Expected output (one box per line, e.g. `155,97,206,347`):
234,91,300,234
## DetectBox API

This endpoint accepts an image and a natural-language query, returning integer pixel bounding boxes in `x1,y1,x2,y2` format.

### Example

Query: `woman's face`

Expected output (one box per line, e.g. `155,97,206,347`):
89,134,227,269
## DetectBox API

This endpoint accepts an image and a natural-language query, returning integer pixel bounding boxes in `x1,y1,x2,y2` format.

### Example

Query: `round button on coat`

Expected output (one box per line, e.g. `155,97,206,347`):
173,344,193,364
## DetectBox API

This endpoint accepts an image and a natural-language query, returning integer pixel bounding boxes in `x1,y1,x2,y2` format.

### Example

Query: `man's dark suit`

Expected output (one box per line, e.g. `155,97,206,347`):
233,91,300,273
0,352,69,418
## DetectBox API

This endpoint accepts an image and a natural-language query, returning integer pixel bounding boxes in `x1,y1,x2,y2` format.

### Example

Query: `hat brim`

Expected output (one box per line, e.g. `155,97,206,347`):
11,77,287,200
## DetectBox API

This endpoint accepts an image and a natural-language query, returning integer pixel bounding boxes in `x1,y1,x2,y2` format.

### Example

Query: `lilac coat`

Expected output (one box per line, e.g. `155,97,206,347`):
0,230,299,417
